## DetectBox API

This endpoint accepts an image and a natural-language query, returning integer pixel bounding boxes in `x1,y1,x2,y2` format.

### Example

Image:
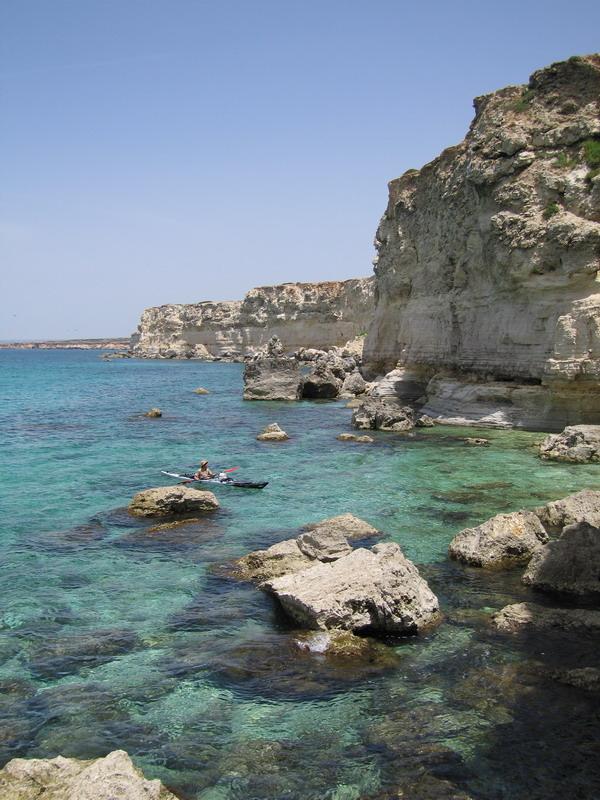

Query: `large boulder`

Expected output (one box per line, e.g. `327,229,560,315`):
230,514,379,583
256,422,289,441
522,520,600,598
301,362,342,399
539,425,600,463
128,486,219,517
0,750,177,800
492,602,600,633
340,370,367,396
243,356,302,400
264,542,441,635
448,510,548,568
352,398,415,431
533,489,600,532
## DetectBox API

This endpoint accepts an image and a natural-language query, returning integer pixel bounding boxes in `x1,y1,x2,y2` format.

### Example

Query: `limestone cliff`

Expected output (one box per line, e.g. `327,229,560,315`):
131,278,374,358
364,55,600,429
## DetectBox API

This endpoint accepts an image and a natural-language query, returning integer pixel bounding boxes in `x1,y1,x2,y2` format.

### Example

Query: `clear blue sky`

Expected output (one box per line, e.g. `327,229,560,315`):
1,0,598,339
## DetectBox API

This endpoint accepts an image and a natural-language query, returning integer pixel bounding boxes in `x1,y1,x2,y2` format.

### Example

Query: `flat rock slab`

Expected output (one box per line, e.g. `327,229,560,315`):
128,486,219,517
303,513,379,540
492,602,600,633
523,520,600,598
448,510,548,568
265,542,441,635
0,749,177,800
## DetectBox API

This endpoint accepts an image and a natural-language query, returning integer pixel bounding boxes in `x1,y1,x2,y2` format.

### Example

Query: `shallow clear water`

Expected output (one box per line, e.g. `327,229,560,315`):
1,350,599,799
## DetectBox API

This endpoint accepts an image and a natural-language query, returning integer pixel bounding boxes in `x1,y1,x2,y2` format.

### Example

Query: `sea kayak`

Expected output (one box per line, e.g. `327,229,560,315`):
160,470,268,489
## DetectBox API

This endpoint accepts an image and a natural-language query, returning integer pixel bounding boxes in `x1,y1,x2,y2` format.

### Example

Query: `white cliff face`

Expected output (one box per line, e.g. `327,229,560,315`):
131,278,374,358
364,55,600,429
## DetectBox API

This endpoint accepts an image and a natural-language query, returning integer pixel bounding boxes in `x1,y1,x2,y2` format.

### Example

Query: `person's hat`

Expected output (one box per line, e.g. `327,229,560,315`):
200,460,208,466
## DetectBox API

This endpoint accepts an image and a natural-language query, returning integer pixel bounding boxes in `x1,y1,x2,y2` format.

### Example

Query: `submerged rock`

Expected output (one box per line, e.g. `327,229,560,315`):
352,398,415,431
550,667,600,691
264,542,441,635
534,488,600,532
539,425,600,463
448,510,548,568
336,432,374,443
492,602,600,633
464,437,490,446
522,519,600,597
144,407,162,418
128,486,219,517
0,749,177,799
256,422,289,442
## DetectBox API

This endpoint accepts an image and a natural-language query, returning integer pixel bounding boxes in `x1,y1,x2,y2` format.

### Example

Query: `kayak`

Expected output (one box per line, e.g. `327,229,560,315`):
160,470,268,489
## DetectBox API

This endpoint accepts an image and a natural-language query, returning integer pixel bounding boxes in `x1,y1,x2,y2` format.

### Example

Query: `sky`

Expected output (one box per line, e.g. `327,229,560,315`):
1,0,599,340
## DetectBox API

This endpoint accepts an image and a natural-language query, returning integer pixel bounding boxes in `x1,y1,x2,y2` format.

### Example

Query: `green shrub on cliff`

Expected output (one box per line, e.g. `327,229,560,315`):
543,202,560,220
512,88,534,112
583,138,600,181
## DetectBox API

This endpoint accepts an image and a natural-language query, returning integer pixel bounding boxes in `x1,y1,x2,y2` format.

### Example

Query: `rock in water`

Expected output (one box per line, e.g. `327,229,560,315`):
301,362,342,399
0,749,178,799
243,356,302,401
340,370,366,396
302,513,380,540
129,486,219,517
337,433,374,443
351,398,415,431
534,489,600,532
193,387,209,394
144,408,162,418
448,511,549,568
539,425,600,463
464,437,489,446
264,542,441,635
256,422,289,441
492,602,600,633
522,520,600,598
362,55,600,430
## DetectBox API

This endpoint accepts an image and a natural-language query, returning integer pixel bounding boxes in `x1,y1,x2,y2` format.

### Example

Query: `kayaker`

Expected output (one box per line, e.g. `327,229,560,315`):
194,460,215,480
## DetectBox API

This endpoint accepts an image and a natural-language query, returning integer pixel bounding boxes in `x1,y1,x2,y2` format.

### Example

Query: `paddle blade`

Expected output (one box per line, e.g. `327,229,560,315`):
223,466,240,473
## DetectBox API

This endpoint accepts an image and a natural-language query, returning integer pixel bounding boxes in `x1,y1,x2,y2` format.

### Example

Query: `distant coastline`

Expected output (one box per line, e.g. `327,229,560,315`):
0,337,130,350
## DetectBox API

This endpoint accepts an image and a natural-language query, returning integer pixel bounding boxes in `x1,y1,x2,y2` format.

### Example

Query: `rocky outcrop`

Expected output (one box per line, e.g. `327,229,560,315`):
522,519,600,597
533,488,600,532
352,398,415,431
230,514,379,583
0,749,177,799
264,542,441,635
128,486,219,517
144,408,162,418
539,424,600,462
256,422,289,441
301,362,342,399
337,432,374,443
448,511,549,568
242,354,302,400
364,55,600,430
131,278,374,359
492,602,600,632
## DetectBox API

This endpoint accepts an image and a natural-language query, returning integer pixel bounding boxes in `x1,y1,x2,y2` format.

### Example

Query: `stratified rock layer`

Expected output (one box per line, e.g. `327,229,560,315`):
0,749,177,800
364,55,600,430
132,278,374,358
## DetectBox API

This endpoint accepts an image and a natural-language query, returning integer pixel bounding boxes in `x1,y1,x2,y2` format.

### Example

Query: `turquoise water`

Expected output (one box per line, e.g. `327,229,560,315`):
1,350,599,799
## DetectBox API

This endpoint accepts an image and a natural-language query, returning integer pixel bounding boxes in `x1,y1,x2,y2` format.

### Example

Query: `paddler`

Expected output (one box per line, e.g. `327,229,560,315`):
194,460,215,480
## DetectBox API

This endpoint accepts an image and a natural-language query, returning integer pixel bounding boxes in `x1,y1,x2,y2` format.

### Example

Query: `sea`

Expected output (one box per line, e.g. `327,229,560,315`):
1,349,599,799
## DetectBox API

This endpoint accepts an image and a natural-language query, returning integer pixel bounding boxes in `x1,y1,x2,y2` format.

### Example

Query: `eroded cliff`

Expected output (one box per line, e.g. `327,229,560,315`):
364,54,600,429
131,278,374,358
